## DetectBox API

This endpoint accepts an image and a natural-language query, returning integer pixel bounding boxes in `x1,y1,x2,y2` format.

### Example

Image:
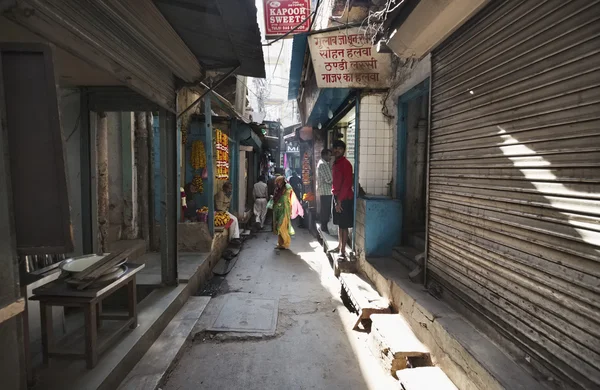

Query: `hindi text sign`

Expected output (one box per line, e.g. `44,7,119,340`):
308,28,391,88
264,0,311,39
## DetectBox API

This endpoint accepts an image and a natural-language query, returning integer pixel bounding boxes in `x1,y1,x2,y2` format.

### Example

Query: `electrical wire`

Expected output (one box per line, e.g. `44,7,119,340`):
308,0,322,31
235,76,260,99
271,41,285,80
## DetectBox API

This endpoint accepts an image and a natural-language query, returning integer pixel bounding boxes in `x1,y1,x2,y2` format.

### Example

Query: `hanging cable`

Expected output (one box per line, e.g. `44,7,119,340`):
308,0,322,31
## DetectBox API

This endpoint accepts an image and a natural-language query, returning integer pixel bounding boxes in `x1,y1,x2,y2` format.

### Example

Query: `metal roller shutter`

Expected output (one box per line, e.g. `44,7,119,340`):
428,1,600,388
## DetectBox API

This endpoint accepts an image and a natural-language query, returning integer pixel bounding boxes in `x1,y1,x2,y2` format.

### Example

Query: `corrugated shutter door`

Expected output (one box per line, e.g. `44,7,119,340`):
428,1,600,389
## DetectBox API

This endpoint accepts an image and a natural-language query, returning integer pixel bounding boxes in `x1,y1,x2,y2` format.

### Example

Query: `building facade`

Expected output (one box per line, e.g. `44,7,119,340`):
290,0,600,389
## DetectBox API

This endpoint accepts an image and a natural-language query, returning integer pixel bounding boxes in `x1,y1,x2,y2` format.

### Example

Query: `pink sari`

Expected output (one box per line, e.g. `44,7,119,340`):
290,190,304,219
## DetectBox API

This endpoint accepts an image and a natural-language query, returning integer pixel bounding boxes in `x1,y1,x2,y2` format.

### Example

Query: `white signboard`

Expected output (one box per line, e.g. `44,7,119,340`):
308,28,392,89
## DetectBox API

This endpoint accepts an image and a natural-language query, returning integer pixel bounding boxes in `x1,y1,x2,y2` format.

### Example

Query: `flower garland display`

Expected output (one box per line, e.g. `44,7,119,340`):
190,140,206,193
302,151,311,186
215,129,230,180
191,140,206,170
302,192,315,202
192,175,204,193
196,207,231,227
214,211,231,227
181,187,187,210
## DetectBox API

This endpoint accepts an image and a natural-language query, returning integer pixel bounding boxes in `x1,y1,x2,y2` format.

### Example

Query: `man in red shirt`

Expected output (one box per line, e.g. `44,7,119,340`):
331,140,354,258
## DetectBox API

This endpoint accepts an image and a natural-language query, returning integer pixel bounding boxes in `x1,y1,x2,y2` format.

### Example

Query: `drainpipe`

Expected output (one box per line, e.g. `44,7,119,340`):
352,91,360,253
135,112,150,242
96,111,108,254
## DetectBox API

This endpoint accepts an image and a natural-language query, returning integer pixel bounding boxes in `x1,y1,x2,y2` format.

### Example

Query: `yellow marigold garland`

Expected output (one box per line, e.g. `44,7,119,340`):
191,140,207,170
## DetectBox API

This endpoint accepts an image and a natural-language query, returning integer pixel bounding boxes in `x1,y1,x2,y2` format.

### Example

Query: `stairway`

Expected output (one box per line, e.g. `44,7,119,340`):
392,232,426,282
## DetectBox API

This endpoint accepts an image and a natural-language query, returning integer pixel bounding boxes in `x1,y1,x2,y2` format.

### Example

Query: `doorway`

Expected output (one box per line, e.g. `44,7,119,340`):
397,79,429,250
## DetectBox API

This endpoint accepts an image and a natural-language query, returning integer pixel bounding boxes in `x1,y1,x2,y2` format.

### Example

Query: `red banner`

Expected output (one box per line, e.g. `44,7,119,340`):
264,0,311,39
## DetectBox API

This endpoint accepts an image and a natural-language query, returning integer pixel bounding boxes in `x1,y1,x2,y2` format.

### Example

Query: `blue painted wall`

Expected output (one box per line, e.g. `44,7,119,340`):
363,196,403,257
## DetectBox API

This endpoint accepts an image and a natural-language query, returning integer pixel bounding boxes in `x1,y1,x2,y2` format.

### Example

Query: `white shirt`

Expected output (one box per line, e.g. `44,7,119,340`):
253,181,268,199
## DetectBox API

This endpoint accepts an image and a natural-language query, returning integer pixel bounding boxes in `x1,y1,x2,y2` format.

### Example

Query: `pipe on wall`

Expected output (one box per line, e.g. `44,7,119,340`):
352,91,360,253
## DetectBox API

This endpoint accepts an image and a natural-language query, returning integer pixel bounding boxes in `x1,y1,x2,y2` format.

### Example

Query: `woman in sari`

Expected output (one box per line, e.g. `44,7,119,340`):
272,175,303,249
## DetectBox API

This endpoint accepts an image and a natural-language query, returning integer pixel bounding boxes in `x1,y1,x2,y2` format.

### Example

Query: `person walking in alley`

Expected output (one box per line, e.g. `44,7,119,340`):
316,148,333,234
289,169,305,228
215,182,240,243
331,140,354,259
272,176,303,250
253,175,268,229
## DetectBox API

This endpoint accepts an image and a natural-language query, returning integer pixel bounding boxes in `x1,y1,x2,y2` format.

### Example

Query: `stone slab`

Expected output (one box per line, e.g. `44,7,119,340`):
371,314,429,358
368,326,408,377
212,256,239,276
396,367,457,390
118,296,211,390
340,273,389,310
360,256,548,390
208,294,278,335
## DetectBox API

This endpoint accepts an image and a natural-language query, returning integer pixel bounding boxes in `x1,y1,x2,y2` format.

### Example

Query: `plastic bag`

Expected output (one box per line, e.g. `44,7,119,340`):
266,199,274,209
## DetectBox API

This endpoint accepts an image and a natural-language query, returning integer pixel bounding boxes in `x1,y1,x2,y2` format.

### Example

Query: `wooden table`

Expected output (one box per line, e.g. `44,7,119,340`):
30,263,144,369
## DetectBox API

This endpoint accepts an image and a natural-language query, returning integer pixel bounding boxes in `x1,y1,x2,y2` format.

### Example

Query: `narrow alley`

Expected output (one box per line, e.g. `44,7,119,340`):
2,1,598,389
163,227,397,390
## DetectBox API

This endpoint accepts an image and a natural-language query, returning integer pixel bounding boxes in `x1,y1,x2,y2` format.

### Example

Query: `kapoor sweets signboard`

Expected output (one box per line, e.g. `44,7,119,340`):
308,28,392,89
264,0,311,39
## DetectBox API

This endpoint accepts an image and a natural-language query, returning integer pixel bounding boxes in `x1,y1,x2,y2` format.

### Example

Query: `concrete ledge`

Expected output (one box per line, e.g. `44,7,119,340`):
359,256,547,390
118,296,211,390
33,232,229,390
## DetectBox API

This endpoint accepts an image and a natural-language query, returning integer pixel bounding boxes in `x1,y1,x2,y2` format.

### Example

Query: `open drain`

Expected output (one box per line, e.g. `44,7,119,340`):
197,276,227,297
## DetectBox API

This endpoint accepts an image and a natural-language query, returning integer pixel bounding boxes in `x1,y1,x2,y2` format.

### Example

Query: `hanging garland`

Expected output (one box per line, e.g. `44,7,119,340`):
215,129,230,180
192,175,204,193
302,151,311,185
191,140,206,170
181,115,189,146
190,140,206,193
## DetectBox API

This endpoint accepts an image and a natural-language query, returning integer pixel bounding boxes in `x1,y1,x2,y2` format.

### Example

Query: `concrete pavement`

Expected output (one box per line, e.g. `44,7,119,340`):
163,226,397,390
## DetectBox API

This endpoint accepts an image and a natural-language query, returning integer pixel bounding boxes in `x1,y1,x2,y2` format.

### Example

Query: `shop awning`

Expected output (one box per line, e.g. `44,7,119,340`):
190,86,251,124
264,136,280,151
237,123,263,151
306,88,352,128
154,0,266,78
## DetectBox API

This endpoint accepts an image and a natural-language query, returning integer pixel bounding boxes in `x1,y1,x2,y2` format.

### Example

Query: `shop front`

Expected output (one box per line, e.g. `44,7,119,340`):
289,27,400,258
177,111,262,250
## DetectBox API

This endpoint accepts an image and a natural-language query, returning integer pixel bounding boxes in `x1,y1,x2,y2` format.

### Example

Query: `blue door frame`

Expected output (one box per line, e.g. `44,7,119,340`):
396,78,430,201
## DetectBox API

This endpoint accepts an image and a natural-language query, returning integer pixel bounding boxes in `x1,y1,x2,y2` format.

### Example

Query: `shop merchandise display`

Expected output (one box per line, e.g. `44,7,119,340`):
215,129,230,180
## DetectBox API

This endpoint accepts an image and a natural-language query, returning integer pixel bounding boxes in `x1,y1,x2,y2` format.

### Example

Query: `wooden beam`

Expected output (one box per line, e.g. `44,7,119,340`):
0,298,25,324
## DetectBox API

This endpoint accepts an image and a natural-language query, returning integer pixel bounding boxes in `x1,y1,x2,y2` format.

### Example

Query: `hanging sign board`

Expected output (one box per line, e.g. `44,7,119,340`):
308,28,392,88
264,0,311,39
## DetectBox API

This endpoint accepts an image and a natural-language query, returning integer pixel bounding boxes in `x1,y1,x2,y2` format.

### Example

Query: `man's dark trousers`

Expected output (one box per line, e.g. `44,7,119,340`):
320,195,332,232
